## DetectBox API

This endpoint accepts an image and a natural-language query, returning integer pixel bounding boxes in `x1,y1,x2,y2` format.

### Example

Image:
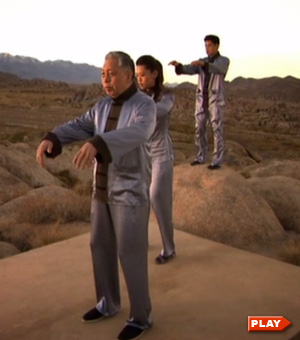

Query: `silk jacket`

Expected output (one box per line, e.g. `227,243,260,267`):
151,92,175,163
47,89,156,205
176,54,230,113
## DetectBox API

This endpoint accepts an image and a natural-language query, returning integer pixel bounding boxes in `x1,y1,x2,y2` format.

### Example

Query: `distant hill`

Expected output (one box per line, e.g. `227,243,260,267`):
0,53,102,84
174,82,196,90
227,76,300,103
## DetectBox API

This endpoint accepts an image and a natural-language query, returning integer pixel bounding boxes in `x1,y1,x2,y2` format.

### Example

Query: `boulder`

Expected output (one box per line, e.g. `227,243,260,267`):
5,142,93,189
173,164,284,249
0,166,30,205
240,159,300,181
247,176,300,233
42,144,93,186
0,143,62,188
173,149,186,164
223,140,260,170
0,185,90,225
0,241,20,259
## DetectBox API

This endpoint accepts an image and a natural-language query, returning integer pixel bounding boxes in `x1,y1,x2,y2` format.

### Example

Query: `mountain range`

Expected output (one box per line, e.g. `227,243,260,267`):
0,53,102,84
2,53,300,96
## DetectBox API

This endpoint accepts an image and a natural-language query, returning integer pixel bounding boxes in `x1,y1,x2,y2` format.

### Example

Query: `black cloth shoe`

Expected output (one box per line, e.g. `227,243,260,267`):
190,160,204,166
207,164,221,170
81,307,104,323
155,251,176,264
117,325,147,340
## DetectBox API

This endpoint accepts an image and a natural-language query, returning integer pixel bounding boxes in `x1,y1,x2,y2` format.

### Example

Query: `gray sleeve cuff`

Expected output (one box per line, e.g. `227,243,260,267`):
175,63,184,75
42,132,62,158
88,135,112,163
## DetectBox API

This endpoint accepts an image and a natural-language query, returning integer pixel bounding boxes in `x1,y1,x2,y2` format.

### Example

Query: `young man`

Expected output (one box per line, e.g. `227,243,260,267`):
36,51,156,340
169,35,230,169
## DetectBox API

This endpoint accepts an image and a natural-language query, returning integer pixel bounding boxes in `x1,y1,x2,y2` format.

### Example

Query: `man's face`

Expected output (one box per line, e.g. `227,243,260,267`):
102,57,133,98
205,40,219,57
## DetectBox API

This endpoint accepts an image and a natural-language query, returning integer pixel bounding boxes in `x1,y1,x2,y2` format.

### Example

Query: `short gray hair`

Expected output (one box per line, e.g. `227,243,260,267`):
105,51,135,77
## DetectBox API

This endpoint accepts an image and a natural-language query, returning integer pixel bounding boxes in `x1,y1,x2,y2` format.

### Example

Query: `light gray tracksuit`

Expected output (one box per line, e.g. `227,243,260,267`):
45,87,156,329
150,92,175,256
176,53,230,166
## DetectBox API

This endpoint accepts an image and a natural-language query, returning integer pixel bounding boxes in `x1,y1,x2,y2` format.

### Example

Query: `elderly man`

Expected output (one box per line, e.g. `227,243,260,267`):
36,51,156,340
169,35,230,170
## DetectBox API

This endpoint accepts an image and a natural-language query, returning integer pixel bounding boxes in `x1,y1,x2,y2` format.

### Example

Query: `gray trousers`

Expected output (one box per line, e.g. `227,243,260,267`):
90,199,152,328
195,105,224,166
150,160,175,256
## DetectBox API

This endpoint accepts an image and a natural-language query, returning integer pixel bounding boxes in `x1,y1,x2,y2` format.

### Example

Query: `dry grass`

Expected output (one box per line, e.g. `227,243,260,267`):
16,194,90,225
52,169,93,195
73,179,93,196
53,169,80,188
0,222,89,251
0,189,91,252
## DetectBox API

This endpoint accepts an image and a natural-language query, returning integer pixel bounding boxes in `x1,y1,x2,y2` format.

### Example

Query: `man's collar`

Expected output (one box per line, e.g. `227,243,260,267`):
112,82,137,105
208,51,220,62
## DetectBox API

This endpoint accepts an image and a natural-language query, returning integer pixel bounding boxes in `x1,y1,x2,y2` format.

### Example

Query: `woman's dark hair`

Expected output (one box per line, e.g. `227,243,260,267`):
136,55,165,101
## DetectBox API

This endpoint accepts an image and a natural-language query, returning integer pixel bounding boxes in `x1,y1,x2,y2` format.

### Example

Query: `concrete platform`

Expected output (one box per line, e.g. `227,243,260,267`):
0,220,299,340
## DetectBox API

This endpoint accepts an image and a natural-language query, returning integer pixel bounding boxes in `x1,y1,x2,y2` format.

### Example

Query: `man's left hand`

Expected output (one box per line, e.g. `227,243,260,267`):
73,142,97,169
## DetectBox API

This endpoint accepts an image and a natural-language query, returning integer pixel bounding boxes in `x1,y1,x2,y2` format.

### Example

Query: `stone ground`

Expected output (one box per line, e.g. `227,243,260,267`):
0,218,300,340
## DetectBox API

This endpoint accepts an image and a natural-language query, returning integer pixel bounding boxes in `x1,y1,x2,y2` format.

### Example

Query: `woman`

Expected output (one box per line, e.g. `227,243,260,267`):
136,55,176,264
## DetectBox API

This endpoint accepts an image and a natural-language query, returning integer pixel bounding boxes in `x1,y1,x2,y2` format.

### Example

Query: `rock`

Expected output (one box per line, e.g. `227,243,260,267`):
0,241,20,259
173,164,284,249
42,144,93,187
173,149,186,164
247,176,300,233
0,185,90,224
223,140,259,170
240,159,300,181
244,148,264,163
5,142,93,189
0,166,30,205
0,144,62,188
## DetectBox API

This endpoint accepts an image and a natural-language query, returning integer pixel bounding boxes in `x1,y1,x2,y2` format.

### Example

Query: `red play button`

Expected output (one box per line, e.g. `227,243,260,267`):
248,316,292,332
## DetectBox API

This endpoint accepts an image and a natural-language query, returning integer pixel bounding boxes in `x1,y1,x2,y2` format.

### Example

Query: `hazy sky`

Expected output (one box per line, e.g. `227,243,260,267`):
1,0,299,84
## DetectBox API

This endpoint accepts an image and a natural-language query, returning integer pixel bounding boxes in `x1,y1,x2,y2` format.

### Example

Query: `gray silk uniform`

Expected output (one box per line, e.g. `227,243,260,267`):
50,89,156,329
150,92,175,256
177,54,230,166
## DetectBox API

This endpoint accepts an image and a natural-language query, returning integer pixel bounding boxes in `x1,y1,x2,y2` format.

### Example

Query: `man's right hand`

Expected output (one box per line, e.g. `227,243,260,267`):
36,140,53,168
168,60,180,67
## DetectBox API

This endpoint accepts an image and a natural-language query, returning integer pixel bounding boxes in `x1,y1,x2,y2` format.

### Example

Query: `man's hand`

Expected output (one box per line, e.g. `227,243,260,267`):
36,140,53,168
168,60,180,67
191,60,205,67
73,142,97,170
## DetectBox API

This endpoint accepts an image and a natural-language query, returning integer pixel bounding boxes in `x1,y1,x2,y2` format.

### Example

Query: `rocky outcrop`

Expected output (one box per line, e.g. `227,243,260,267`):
0,185,91,252
173,164,284,249
0,241,20,259
0,73,299,262
0,166,30,205
0,143,62,188
223,140,262,170
0,185,90,225
240,159,300,181
247,175,300,233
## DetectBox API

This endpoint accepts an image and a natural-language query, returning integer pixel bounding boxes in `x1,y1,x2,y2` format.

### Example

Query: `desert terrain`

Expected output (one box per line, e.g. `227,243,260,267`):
0,71,300,266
